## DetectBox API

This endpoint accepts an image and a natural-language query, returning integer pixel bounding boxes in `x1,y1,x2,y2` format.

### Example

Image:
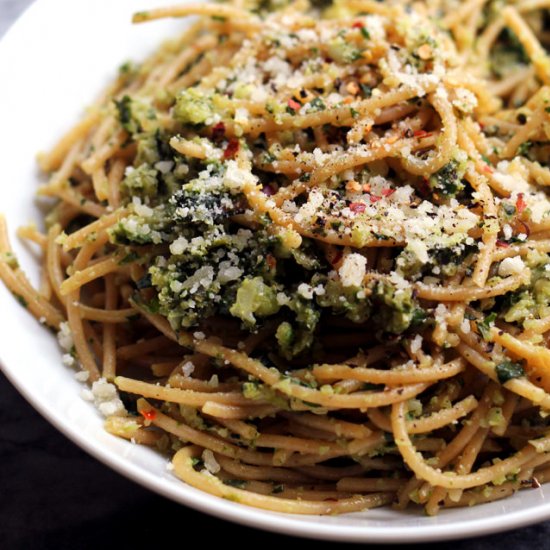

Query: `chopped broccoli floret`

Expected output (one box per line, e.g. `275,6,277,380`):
174,89,214,125
428,158,466,197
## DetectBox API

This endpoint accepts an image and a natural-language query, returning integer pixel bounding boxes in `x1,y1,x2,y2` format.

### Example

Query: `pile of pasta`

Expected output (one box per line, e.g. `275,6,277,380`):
3,0,550,516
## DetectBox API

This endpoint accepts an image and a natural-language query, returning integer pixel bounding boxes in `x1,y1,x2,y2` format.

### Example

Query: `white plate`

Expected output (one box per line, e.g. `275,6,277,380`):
1,0,549,542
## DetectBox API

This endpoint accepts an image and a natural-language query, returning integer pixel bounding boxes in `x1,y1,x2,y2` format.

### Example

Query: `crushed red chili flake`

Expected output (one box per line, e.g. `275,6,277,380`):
331,249,343,266
224,139,240,159
212,121,226,142
266,254,277,269
413,130,432,138
417,177,431,197
382,188,395,197
482,164,493,174
352,21,364,28
287,98,301,112
516,193,527,214
370,194,382,203
496,240,510,248
141,409,156,421
350,202,366,213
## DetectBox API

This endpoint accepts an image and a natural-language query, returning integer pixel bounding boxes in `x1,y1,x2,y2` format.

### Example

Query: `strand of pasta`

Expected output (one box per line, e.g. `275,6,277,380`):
391,399,542,489
200,401,279,420
102,273,117,380
60,253,121,296
502,6,550,86
456,340,550,408
137,399,384,466
312,357,465,385
414,272,528,301
66,238,104,382
172,445,393,514
116,376,269,407
395,382,496,509
244,84,437,139
425,425,491,515
0,216,64,328
367,395,478,434
132,3,263,31
400,90,457,176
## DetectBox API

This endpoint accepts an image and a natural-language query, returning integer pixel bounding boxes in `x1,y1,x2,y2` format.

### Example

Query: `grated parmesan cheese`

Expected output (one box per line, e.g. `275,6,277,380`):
339,253,367,287
498,257,526,277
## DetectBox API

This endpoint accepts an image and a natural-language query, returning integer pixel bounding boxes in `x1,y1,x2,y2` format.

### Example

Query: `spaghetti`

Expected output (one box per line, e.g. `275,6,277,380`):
3,0,550,516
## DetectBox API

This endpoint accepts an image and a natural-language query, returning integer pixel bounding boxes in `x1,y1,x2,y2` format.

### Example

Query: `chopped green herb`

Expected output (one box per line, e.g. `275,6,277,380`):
477,312,497,340
495,360,525,384
359,83,372,97
309,97,326,112
360,27,370,40
136,273,152,290
119,251,140,265
223,479,247,488
114,95,133,132
362,382,385,391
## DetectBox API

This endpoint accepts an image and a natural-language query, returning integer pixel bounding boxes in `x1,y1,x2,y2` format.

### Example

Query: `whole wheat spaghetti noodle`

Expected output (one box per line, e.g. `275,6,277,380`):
4,0,550,516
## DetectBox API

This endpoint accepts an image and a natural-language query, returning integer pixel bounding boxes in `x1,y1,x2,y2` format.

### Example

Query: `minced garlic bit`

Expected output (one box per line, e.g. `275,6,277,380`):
181,360,195,377
202,449,221,474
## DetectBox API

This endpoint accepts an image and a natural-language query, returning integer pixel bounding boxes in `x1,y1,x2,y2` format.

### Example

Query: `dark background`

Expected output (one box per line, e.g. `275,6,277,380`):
1,1,550,548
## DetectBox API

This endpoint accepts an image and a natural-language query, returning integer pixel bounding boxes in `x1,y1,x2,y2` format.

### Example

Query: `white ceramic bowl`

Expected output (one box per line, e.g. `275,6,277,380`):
1,0,550,542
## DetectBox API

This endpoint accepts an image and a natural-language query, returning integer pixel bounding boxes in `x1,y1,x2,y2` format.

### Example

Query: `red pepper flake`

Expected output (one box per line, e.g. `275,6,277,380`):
413,130,432,138
331,249,343,266
418,177,431,197
516,193,527,214
482,164,493,175
382,188,395,197
287,98,301,112
370,194,382,203
350,202,366,213
212,121,226,143
352,21,364,28
141,409,156,421
496,240,510,248
266,254,277,269
224,139,239,159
